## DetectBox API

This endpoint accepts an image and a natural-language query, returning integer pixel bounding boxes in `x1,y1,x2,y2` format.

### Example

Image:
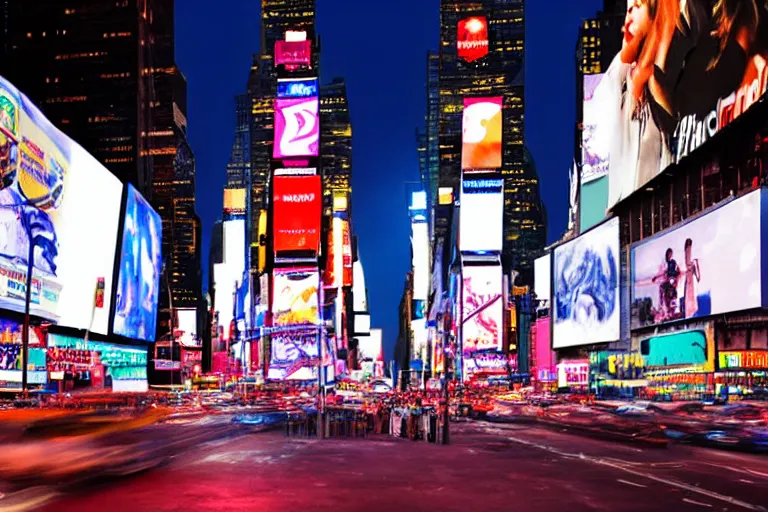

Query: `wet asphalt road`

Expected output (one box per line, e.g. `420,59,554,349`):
29,419,768,512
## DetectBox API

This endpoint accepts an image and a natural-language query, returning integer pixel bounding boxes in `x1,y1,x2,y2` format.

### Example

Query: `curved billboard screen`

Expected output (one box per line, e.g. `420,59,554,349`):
631,190,762,330
585,2,768,213
113,184,163,342
0,75,122,334
553,218,620,349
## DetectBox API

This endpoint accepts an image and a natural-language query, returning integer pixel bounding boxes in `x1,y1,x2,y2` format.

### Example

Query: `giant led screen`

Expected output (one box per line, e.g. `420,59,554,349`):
272,268,320,327
0,75,122,334
411,221,429,301
113,184,163,342
580,73,610,231
457,16,489,63
584,1,768,216
534,254,551,306
459,178,503,253
553,217,620,349
269,331,319,380
272,175,321,253
461,265,503,354
273,95,319,159
631,190,762,329
462,97,502,170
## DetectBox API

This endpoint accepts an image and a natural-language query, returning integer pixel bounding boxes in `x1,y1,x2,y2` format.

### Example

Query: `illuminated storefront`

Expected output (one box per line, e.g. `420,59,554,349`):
716,350,768,398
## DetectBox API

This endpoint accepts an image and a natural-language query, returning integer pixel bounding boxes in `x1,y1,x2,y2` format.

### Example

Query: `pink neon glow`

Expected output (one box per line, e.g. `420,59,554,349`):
273,97,319,159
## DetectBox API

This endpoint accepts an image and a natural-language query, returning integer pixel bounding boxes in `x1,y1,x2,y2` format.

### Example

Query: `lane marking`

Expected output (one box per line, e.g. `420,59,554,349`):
683,498,713,508
506,435,767,512
617,479,647,488
700,462,768,480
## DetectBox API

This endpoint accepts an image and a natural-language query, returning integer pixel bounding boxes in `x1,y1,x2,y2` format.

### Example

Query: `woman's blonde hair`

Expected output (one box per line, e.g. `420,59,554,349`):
631,0,681,102
710,0,762,69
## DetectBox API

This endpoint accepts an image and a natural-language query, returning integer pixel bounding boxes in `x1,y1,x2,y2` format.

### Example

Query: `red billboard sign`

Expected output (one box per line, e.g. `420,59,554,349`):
457,16,489,63
273,175,321,253
275,40,312,71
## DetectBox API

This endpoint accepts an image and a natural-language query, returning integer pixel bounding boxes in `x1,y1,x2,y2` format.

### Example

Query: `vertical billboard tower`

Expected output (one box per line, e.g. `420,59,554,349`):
267,29,329,382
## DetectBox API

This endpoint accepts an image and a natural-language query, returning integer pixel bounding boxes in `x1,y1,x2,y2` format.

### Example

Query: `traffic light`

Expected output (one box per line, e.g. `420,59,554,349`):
95,277,105,308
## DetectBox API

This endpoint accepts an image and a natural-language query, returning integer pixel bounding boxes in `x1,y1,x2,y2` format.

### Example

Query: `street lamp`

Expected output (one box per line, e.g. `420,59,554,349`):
0,200,43,395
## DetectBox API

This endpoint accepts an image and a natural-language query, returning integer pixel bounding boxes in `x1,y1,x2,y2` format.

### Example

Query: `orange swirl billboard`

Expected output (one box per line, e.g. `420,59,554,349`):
461,97,502,170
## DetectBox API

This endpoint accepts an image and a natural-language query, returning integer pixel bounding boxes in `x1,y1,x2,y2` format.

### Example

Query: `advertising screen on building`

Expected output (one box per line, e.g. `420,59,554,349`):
534,254,551,306
457,16,489,63
631,190,762,329
581,73,609,231
461,265,503,354
277,79,319,99
411,221,429,301
553,218,620,349
583,4,768,215
463,352,508,381
223,188,246,215
0,76,123,334
637,322,714,372
462,97,502,170
274,40,312,71
272,175,321,253
273,96,319,159
360,328,382,361
272,268,319,327
269,331,319,380
113,184,162,342
459,178,503,253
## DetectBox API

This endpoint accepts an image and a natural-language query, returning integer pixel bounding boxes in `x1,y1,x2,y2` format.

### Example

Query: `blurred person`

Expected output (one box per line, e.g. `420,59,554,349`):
682,238,701,317
651,248,681,321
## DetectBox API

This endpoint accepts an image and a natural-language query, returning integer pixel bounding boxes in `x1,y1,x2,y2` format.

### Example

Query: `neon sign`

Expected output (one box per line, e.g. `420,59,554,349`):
719,351,768,370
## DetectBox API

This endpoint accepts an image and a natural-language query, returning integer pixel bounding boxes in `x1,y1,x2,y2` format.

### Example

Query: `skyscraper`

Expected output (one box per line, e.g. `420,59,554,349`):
320,78,352,214
438,0,545,279
0,0,158,195
247,0,318,256
226,94,252,189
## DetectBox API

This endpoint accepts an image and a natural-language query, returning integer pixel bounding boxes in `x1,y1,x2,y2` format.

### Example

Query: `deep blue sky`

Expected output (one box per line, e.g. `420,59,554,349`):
176,0,604,360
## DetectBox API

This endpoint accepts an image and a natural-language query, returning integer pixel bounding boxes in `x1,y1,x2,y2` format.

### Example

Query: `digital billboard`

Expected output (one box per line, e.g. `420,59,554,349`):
223,188,246,215
459,178,503,253
461,265,503,354
326,214,354,288
352,260,367,312
274,40,312,71
580,73,609,231
584,2,768,214
534,254,551,306
272,268,319,327
553,218,620,349
277,79,319,99
457,16,489,63
462,97,502,170
113,184,162,342
463,353,508,382
411,221,429,301
360,328,382,361
273,96,319,159
631,190,762,329
269,331,319,380
0,76,122,334
272,175,321,253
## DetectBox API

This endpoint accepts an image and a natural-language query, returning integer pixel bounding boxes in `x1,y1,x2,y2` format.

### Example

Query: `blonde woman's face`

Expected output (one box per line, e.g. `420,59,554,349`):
621,0,651,62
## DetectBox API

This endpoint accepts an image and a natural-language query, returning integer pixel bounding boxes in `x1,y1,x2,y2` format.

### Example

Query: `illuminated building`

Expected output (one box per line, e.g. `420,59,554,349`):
0,0,161,195
320,78,352,214
2,0,203,341
247,0,318,256
227,94,252,189
416,51,440,209
437,0,545,280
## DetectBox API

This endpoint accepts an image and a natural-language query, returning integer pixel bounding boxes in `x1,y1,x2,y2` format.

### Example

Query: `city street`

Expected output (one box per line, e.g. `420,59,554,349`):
35,421,768,512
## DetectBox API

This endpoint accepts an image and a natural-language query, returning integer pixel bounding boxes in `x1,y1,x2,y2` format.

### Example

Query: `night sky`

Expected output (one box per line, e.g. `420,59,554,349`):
176,0,604,359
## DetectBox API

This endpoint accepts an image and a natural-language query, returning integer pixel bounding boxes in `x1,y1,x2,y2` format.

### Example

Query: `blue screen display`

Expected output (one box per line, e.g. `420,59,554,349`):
112,185,162,341
277,79,319,99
